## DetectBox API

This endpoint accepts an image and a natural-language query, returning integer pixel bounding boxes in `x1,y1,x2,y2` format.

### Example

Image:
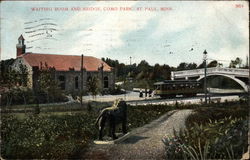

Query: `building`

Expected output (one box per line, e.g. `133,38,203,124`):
12,35,115,93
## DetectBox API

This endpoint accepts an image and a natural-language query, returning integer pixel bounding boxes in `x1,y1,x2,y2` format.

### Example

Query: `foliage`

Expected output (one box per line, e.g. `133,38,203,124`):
102,58,173,82
1,87,67,106
1,112,98,159
207,60,218,68
36,62,66,103
163,104,248,159
0,59,16,87
0,59,28,88
127,104,176,129
2,101,248,159
229,57,243,68
1,103,177,158
197,61,205,69
162,135,186,159
87,76,100,98
177,62,197,71
163,118,248,159
185,103,248,127
1,61,67,105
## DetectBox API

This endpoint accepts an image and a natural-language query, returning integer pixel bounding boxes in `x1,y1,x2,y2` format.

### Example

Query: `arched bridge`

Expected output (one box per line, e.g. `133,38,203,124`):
171,67,249,92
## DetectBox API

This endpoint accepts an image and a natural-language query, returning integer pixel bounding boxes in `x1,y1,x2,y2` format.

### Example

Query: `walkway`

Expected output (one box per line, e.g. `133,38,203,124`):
84,109,193,160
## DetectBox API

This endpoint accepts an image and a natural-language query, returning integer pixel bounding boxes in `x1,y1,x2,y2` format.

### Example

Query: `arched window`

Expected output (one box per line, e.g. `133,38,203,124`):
58,75,66,90
104,76,109,88
75,76,79,89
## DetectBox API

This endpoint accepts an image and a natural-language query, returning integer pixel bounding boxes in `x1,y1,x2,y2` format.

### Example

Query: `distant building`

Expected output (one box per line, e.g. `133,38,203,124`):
12,35,115,93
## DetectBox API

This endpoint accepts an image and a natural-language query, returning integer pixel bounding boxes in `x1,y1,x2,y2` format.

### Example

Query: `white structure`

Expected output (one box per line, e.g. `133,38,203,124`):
171,67,249,92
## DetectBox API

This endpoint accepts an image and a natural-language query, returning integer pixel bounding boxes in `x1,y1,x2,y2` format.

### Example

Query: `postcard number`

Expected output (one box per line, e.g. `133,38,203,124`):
235,4,244,8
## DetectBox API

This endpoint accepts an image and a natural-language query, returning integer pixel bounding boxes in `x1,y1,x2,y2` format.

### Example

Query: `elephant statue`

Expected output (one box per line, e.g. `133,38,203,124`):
95,99,128,140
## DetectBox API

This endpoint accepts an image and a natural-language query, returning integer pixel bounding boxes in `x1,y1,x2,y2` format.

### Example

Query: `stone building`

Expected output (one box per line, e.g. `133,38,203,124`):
12,35,115,93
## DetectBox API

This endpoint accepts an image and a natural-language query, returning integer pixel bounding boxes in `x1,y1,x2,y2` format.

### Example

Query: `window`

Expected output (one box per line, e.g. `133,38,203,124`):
104,76,109,88
58,75,66,90
75,76,79,89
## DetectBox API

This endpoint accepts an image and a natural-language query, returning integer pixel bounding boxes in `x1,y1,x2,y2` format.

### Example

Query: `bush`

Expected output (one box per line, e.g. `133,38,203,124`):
186,104,248,128
163,106,248,159
1,103,176,158
1,113,98,159
127,104,175,129
1,87,68,106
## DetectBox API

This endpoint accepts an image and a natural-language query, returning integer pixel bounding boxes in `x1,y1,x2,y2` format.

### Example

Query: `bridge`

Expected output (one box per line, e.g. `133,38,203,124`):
171,67,249,92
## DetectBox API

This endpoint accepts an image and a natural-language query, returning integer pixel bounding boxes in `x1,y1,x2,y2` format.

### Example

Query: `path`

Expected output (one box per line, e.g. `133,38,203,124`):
84,109,193,160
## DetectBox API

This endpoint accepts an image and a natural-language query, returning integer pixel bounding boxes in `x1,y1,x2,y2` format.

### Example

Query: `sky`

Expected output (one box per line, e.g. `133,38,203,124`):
0,1,249,67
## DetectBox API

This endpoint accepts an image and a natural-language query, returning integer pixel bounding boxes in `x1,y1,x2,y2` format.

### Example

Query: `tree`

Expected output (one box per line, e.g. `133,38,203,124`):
19,63,28,87
87,76,100,99
229,60,236,68
229,57,242,68
187,63,197,70
36,62,63,103
151,64,171,80
177,62,197,70
235,57,242,68
197,61,205,69
177,62,188,71
0,59,28,93
0,59,30,106
137,60,151,72
207,60,218,68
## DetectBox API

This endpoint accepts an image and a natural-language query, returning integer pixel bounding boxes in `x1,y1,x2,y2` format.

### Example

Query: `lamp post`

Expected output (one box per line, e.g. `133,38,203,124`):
203,50,208,104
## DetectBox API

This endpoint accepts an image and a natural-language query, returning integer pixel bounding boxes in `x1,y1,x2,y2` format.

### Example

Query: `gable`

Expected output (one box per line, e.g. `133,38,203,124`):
12,57,32,73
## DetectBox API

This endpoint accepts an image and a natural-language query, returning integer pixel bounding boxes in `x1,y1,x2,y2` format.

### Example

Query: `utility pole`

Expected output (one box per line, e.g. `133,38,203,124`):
80,54,83,107
246,55,249,67
129,56,132,82
203,50,208,104
101,63,104,95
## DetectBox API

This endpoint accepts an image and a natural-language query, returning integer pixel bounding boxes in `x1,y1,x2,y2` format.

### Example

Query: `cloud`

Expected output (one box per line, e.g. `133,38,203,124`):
59,1,158,59
1,1,248,68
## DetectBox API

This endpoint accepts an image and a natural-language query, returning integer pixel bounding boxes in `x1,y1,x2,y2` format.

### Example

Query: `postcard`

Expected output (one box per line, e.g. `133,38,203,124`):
0,1,249,159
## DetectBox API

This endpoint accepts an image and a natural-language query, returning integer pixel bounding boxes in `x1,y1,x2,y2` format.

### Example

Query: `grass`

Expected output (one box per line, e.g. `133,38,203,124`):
185,102,248,127
1,102,175,159
163,100,249,159
1,100,248,159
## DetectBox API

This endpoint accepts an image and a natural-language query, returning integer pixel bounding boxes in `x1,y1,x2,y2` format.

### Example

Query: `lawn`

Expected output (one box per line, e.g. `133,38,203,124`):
1,100,248,159
1,102,177,159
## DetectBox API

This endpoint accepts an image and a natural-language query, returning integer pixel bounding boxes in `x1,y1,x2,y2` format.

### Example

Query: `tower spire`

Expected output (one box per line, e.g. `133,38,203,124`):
16,34,26,57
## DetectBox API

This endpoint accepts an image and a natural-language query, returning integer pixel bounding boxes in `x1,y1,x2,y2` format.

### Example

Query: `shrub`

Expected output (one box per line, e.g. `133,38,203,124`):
163,117,248,159
1,87,68,106
1,112,98,159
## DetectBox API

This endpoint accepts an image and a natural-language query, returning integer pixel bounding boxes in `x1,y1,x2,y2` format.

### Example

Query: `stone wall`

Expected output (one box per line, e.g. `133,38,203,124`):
12,57,115,94
55,69,115,94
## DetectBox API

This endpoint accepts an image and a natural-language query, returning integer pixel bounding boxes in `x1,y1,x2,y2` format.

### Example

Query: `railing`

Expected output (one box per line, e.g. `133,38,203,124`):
172,67,249,78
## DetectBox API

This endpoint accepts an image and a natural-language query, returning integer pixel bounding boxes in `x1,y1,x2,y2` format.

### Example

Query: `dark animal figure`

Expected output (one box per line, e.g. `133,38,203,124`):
95,99,127,140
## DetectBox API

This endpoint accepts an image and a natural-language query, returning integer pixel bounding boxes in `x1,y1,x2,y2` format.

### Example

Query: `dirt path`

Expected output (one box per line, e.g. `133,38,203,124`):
84,109,193,160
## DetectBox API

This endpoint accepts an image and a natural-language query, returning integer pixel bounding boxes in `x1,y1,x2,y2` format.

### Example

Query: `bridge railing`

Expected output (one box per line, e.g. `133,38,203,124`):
172,67,249,78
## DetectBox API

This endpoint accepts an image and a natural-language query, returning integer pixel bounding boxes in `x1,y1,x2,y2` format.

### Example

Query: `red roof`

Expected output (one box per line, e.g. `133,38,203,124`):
21,53,112,72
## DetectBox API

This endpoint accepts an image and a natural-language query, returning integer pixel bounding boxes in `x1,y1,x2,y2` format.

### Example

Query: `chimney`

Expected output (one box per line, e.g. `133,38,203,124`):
16,35,26,57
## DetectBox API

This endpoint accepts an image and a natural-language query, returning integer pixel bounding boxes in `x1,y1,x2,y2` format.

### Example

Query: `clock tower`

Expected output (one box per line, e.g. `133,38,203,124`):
16,35,26,57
